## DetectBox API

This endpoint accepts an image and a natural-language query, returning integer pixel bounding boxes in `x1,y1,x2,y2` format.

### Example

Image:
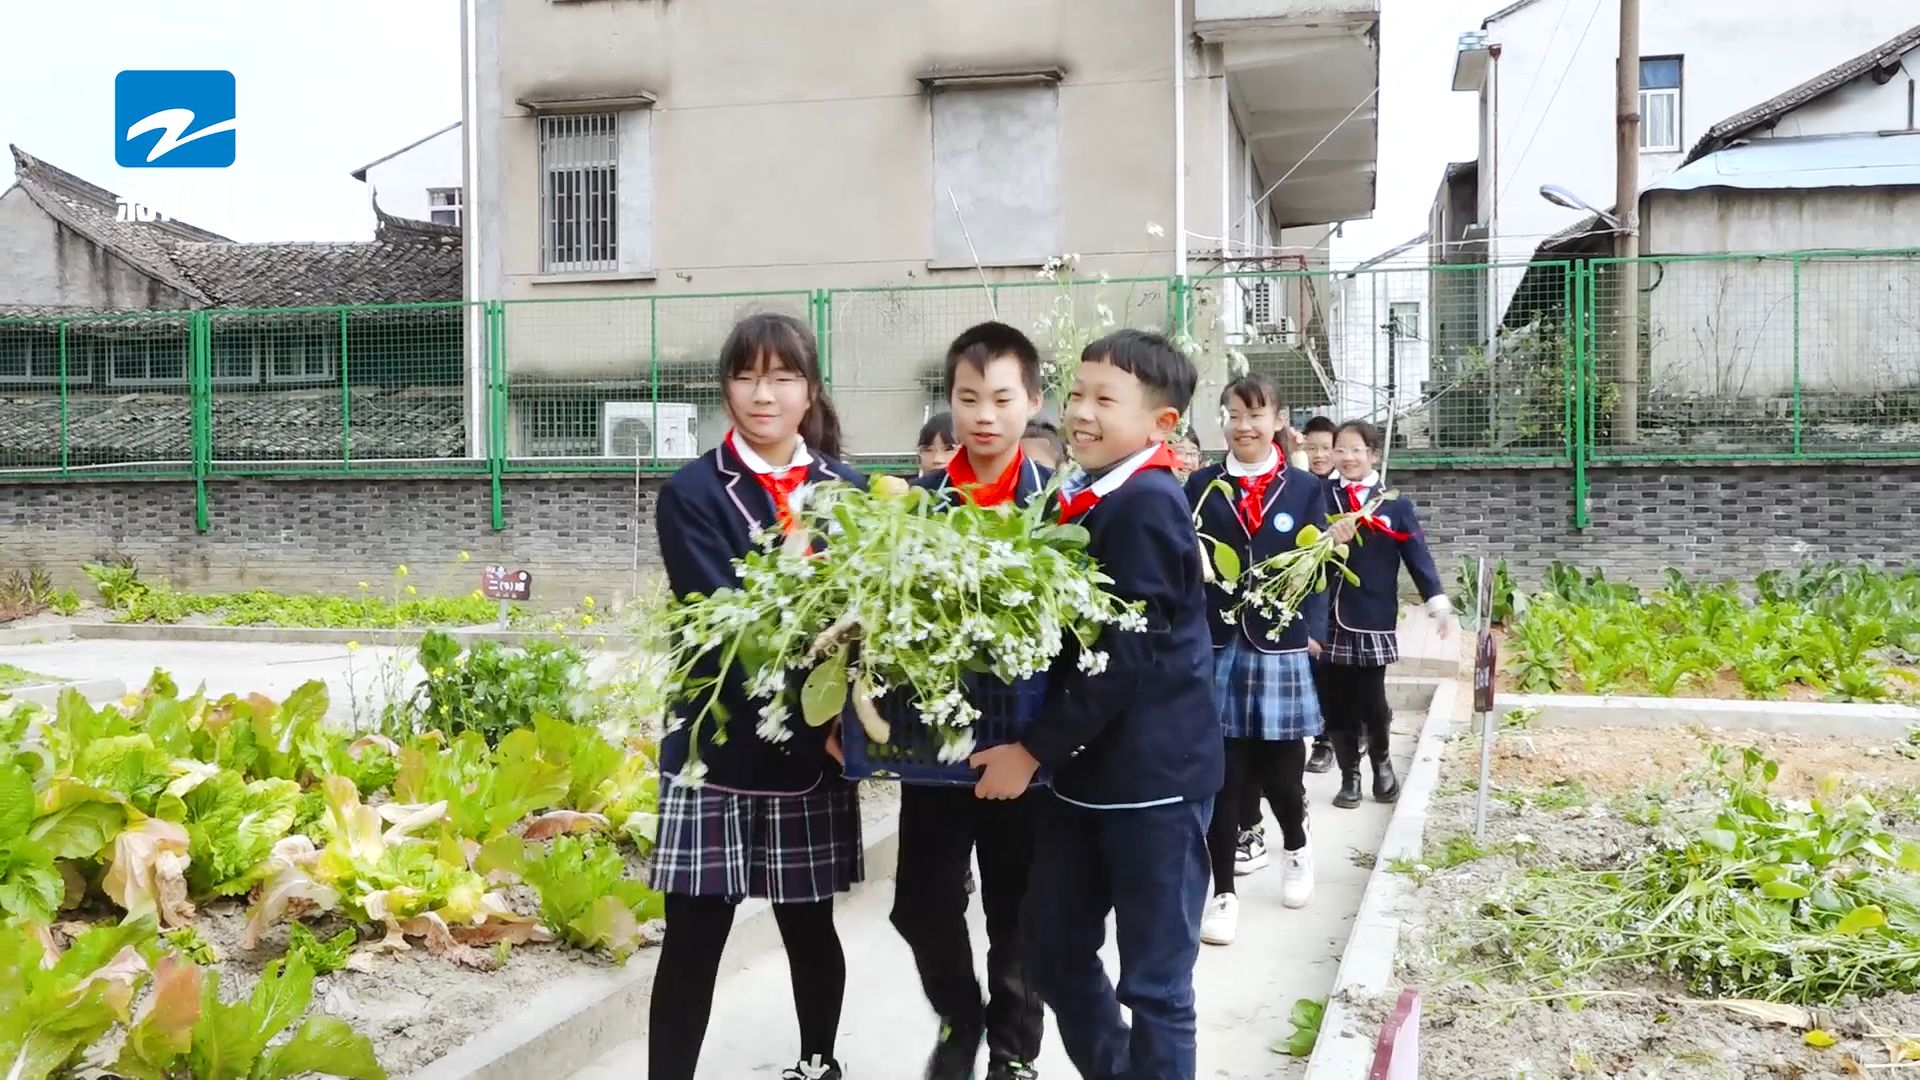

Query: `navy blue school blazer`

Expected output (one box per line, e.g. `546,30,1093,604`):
1185,462,1331,653
655,439,865,793
1324,478,1446,635
1023,466,1224,808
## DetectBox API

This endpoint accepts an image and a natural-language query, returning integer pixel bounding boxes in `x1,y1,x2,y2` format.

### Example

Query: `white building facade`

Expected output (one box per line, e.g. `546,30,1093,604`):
351,123,463,236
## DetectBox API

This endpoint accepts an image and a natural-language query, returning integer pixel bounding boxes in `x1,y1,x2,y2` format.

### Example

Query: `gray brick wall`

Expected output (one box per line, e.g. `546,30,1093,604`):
1,463,1913,604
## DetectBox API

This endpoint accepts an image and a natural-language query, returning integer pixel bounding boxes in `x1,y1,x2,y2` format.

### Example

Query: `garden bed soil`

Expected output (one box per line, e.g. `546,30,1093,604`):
79,782,901,1078
1347,725,1920,1079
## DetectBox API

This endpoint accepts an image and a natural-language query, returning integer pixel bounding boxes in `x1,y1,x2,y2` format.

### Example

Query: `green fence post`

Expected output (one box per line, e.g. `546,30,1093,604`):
57,320,70,478
191,312,211,533
488,301,505,531
819,289,833,385
650,295,661,467
1572,261,1591,529
1791,254,1803,458
339,307,352,471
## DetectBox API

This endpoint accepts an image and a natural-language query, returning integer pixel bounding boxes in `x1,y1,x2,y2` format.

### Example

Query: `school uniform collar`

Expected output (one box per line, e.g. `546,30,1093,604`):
1087,443,1167,498
1340,471,1381,492
728,431,813,475
1224,446,1280,479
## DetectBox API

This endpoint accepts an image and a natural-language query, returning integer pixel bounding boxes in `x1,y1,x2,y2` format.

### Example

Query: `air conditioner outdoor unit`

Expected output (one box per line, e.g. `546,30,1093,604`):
603,401,699,459
1245,280,1279,326
1255,315,1299,345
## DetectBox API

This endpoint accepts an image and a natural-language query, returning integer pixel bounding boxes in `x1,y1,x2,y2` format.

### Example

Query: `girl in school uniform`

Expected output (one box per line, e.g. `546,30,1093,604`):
1187,375,1334,946
1322,419,1453,810
648,312,863,1080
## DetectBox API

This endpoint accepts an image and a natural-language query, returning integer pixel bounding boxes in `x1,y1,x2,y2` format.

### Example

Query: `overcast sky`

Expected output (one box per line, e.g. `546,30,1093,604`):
0,0,462,242
0,0,1480,259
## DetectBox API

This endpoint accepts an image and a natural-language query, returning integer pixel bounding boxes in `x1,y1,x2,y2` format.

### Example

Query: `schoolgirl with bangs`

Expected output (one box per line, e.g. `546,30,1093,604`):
647,312,862,1080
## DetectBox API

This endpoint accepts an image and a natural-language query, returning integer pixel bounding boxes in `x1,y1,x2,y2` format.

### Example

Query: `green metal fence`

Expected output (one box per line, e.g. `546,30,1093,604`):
4,246,1919,532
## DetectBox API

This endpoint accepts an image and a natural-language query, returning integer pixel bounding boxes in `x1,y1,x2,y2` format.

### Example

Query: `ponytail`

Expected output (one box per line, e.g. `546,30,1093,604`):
803,392,843,460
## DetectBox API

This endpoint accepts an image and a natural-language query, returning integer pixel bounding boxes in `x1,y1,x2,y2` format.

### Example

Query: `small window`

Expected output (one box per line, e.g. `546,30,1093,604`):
428,186,462,227
210,343,259,384
101,337,188,386
0,330,73,384
264,330,338,384
539,114,619,272
518,398,598,456
1640,56,1682,153
1390,301,1421,339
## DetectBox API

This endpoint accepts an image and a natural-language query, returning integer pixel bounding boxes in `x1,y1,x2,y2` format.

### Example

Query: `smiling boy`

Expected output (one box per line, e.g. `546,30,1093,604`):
972,329,1221,1080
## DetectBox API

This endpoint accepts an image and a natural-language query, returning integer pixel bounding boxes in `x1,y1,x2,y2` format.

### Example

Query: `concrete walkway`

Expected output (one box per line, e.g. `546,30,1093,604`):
573,722,1417,1080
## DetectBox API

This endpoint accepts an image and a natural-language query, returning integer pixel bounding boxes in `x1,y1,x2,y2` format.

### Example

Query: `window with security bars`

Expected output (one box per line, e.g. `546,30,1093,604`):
428,187,462,227
539,114,619,272
1640,56,1682,153
518,397,599,456
1390,301,1421,340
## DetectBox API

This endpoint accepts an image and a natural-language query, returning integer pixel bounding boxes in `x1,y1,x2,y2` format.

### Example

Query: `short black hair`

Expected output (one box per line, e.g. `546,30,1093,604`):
917,411,956,449
1220,373,1281,412
1080,329,1196,413
1021,419,1065,462
1336,419,1385,453
945,321,1042,398
1302,415,1338,437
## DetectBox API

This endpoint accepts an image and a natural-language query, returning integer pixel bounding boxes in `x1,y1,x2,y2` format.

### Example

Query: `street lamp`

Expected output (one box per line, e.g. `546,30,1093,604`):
1538,184,1623,230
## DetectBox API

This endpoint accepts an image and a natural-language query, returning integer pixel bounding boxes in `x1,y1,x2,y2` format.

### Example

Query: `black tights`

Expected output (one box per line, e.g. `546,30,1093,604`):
1321,663,1392,772
647,893,847,1079
1206,738,1307,894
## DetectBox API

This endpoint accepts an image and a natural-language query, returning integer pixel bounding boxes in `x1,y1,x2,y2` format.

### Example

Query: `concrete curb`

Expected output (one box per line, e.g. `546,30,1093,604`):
1304,678,1460,1080
0,624,75,646
61,622,634,650
3,678,125,707
408,811,902,1080
1498,691,1920,738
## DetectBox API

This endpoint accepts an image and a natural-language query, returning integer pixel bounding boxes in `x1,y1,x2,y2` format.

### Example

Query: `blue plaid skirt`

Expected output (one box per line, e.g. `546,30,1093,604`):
649,776,864,903
1328,626,1400,667
1211,637,1324,741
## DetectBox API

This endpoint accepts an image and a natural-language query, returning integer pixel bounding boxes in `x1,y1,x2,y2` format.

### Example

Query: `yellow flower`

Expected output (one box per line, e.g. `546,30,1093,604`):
458,550,472,562
580,613,595,626
582,595,595,609
357,581,369,591
431,666,446,677
346,640,361,653
471,589,484,599
396,565,409,577
596,636,607,647
405,584,418,595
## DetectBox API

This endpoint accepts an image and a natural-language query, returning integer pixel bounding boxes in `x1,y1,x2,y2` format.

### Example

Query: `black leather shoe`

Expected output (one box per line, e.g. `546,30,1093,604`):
1372,759,1401,803
1306,740,1335,774
987,1059,1039,1080
1334,770,1363,809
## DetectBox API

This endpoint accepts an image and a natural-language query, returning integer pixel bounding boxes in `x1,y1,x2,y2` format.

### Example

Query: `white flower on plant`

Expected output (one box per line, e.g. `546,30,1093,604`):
1226,349,1250,378
1146,222,1166,238
1096,303,1115,328
756,701,794,744
1078,650,1110,675
937,732,977,764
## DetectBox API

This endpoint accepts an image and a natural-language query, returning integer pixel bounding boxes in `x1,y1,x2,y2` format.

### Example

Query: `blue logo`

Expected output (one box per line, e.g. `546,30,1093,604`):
115,70,237,168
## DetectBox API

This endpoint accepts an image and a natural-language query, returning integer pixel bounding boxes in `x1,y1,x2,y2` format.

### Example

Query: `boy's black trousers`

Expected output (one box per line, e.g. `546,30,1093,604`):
889,785,1045,1064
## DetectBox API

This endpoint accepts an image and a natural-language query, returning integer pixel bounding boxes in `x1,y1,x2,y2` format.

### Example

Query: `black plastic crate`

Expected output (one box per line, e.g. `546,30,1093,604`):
841,673,1049,786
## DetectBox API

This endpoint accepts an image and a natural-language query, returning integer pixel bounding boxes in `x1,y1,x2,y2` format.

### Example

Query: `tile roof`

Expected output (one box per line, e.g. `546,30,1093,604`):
8,146,461,310
0,384,467,463
1685,23,1920,163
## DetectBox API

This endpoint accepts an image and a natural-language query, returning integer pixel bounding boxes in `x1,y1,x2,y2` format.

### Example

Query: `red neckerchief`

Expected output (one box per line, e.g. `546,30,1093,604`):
728,431,808,534
1344,481,1411,541
1058,443,1180,522
1236,463,1280,534
945,447,1023,508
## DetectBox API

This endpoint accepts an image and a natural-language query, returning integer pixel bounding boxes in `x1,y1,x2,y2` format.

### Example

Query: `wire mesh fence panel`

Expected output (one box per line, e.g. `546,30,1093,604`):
207,309,352,471
498,291,809,471
825,277,1176,460
1791,253,1920,456
0,312,198,477
343,303,475,467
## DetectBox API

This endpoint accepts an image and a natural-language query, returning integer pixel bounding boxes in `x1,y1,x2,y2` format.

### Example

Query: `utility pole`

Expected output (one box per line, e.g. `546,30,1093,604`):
1615,0,1641,443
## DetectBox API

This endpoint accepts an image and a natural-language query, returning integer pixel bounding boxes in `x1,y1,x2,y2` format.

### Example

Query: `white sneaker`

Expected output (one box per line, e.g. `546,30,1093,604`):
1200,892,1239,945
1281,841,1315,909
1234,829,1269,876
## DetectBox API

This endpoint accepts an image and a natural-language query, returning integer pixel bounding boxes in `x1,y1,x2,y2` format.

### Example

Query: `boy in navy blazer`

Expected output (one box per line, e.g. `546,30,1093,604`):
972,329,1221,1080
893,322,1051,1080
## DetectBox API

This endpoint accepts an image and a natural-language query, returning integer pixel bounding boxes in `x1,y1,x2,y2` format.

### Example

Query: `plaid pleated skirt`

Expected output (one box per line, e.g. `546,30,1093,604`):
649,775,864,903
1211,637,1324,741
1328,626,1400,668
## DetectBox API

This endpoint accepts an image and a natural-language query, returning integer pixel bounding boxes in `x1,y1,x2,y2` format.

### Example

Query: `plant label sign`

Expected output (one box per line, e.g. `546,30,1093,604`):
1473,630,1499,714
481,567,532,602
1369,987,1420,1080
